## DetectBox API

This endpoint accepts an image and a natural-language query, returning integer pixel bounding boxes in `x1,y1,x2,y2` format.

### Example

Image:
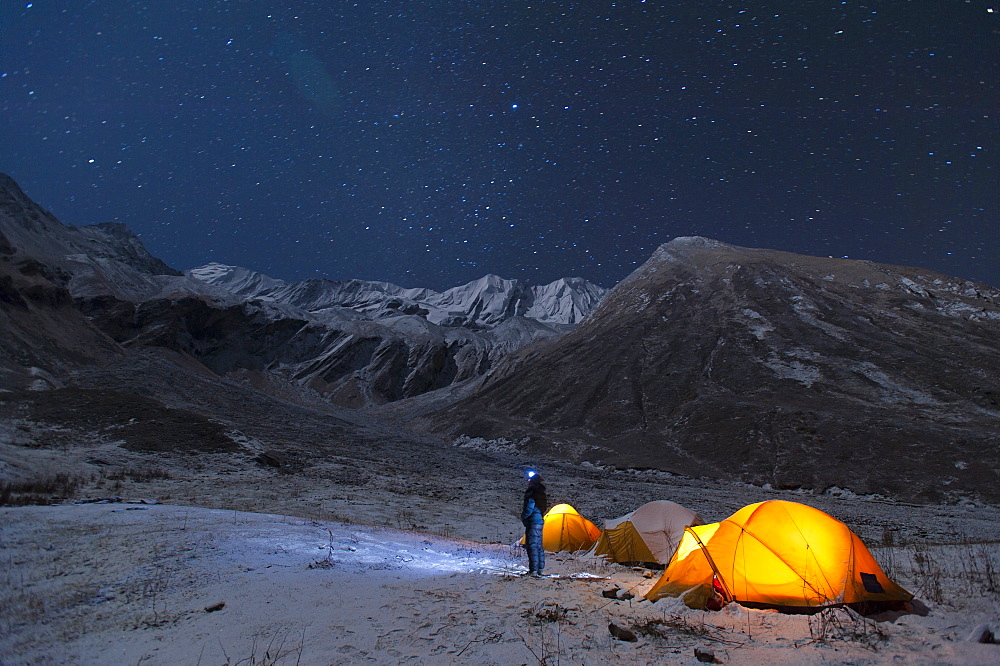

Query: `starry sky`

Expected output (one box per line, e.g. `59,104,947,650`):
2,1,997,290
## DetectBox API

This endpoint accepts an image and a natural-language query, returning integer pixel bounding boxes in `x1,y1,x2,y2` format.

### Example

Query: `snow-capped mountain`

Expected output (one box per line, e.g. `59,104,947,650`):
187,263,607,329
185,263,287,299
0,173,605,403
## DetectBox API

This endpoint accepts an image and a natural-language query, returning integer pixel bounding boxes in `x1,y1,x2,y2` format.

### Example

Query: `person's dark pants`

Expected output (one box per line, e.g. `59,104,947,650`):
525,523,544,573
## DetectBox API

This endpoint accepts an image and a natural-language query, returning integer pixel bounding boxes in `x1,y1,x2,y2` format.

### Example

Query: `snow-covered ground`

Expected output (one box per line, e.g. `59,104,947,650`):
2,501,997,665
2,379,998,664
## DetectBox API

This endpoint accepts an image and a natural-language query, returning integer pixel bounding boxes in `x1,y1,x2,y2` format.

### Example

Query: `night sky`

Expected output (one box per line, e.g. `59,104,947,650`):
2,1,997,290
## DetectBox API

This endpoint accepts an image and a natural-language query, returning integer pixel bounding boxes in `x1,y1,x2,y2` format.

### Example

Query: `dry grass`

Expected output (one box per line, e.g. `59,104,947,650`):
217,624,308,666
631,613,714,642
0,466,174,507
105,466,172,483
518,601,575,665
956,539,999,597
0,472,89,506
807,606,888,650
873,538,1000,609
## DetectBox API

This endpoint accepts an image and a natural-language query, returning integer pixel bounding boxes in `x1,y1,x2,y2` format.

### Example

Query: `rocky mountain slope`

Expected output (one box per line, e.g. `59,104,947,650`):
0,173,605,405
4,170,999,504
1,175,127,390
419,237,1000,503
0,175,192,303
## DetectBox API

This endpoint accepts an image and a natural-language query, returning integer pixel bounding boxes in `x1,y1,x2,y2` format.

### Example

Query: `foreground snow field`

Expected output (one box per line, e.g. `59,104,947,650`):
2,502,997,665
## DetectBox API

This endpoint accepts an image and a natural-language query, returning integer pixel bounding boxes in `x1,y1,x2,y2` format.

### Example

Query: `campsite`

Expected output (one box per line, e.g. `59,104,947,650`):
2,0,999,661
2,450,998,665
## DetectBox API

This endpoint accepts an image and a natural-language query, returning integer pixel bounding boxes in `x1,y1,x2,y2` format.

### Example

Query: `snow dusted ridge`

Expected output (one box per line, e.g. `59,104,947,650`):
185,262,287,297
187,263,608,329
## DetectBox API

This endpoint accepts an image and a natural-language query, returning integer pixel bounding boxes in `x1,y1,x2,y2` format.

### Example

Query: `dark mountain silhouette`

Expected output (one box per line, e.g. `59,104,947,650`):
0,174,125,388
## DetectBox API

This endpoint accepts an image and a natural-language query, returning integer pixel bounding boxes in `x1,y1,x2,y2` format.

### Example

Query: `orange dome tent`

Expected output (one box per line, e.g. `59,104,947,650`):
521,504,601,552
645,500,912,610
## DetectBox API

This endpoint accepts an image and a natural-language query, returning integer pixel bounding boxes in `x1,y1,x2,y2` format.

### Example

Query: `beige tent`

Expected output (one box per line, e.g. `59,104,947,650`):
645,500,913,610
590,500,703,564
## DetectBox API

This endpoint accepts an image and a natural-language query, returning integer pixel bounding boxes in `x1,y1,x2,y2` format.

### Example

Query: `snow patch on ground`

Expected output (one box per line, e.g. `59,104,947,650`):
899,277,931,298
851,361,940,405
225,429,265,454
764,352,823,387
741,308,774,340
2,503,998,665
969,309,1000,322
790,296,850,342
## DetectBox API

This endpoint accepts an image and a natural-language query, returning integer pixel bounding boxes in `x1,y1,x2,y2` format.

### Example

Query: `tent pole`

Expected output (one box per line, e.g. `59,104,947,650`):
687,527,735,602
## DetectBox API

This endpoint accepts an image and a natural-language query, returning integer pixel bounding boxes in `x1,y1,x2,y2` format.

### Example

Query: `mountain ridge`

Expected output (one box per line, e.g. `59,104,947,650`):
187,263,607,330
417,236,1000,503
0,174,606,404
3,172,999,502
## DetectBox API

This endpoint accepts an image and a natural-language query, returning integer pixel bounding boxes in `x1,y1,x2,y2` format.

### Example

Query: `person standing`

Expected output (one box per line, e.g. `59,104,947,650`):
521,472,548,576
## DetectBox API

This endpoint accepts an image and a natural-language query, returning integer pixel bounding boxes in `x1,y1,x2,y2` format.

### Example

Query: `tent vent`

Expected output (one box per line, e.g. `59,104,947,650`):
860,573,885,594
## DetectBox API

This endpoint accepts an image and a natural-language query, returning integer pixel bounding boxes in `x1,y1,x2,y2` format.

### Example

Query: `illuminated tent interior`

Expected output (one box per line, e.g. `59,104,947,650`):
645,500,913,610
521,503,602,553
590,500,704,564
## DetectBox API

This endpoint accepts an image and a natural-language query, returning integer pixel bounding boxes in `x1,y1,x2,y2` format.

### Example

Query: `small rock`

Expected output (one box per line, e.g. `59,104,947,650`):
642,570,656,579
602,587,620,599
254,451,283,468
694,647,719,663
608,622,637,642
204,602,225,612
616,589,635,601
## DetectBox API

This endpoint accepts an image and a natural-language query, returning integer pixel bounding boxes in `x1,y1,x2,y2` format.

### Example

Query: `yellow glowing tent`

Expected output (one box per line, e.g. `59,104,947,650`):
591,500,704,564
645,500,912,610
521,503,602,552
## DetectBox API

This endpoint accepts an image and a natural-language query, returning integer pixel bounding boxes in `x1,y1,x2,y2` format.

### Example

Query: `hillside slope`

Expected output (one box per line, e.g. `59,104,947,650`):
420,237,1000,503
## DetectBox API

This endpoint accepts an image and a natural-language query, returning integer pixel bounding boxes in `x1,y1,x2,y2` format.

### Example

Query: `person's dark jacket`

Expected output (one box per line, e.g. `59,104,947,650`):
521,480,547,526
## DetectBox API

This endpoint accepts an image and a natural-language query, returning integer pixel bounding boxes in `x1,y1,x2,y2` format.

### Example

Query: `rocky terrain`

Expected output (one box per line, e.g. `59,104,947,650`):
0,173,605,406
4,348,999,664
419,237,1000,504
2,171,999,506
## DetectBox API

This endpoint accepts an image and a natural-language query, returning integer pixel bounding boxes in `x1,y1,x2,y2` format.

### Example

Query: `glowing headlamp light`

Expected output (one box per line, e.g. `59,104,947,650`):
526,470,537,479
